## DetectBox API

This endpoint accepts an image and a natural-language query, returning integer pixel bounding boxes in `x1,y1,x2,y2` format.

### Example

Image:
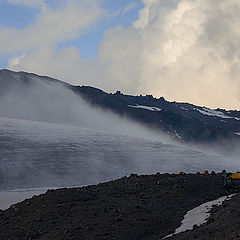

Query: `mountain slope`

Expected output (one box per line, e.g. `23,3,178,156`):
0,69,240,145
0,116,232,191
71,86,240,144
0,173,237,240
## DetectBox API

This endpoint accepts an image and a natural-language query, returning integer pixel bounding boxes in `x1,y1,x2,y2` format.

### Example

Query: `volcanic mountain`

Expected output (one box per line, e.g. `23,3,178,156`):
0,69,239,145
0,69,239,191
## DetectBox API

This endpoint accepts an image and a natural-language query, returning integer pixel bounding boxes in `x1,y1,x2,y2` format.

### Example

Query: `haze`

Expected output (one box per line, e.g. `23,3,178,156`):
0,71,239,192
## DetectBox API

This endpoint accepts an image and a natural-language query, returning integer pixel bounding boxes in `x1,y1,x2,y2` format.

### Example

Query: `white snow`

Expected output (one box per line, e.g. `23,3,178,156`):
175,133,182,140
235,133,240,136
181,107,189,111
174,131,182,140
128,105,161,112
194,107,240,121
162,194,236,239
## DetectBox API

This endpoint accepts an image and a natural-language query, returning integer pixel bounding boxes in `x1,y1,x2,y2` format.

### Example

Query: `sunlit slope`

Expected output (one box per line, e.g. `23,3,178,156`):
0,117,235,191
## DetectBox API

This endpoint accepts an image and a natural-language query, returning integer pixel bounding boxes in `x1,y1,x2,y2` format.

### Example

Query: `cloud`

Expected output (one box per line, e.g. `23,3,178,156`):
0,0,104,54
8,46,84,82
122,2,138,15
6,0,46,9
0,0,49,16
133,0,156,29
8,27,143,94
7,0,240,110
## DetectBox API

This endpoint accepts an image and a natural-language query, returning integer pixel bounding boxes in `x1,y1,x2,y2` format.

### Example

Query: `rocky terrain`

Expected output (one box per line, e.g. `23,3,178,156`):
172,193,240,240
0,173,239,240
71,85,240,145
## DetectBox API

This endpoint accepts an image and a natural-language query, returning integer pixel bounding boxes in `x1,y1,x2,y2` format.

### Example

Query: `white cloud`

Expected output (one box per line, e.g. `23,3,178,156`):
9,46,83,82
7,0,240,110
6,0,46,9
8,53,26,66
0,0,104,54
122,2,138,15
133,0,156,29
0,0,47,11
97,0,240,109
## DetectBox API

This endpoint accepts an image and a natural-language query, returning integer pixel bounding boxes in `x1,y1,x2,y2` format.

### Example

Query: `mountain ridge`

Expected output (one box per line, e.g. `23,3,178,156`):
0,69,239,145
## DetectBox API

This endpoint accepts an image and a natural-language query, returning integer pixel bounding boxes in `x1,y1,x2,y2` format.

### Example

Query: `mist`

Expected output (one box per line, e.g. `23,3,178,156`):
0,72,239,194
0,72,169,143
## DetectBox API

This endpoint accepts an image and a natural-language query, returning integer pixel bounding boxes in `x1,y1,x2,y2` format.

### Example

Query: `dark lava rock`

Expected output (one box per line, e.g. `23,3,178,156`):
0,173,238,240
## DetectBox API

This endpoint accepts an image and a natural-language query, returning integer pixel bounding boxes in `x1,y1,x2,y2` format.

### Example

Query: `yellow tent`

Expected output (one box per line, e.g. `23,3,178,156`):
230,172,240,179
177,171,185,175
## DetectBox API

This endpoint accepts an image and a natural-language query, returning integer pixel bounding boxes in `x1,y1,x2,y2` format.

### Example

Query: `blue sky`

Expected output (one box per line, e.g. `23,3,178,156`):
58,1,143,59
0,0,142,66
0,2,37,29
0,2,37,66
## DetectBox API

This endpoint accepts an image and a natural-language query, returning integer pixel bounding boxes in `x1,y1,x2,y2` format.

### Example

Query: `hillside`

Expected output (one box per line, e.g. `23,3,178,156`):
0,173,238,240
1,69,239,146
71,86,240,144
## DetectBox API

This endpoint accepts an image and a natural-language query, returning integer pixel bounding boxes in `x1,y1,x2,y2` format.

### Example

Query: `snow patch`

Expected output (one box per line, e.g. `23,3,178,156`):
174,131,182,140
235,133,240,136
162,194,236,239
194,107,240,121
181,107,189,111
128,105,161,112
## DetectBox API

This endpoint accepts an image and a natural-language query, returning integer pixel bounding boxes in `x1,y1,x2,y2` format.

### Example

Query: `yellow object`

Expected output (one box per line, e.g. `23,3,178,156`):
230,172,240,179
178,171,185,175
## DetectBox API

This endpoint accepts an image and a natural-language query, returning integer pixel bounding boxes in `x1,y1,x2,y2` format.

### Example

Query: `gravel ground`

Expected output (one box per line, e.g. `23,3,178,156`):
0,173,238,240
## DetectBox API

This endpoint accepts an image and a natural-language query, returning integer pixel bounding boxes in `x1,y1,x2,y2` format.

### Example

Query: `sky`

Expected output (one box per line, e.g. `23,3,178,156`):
0,0,240,110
